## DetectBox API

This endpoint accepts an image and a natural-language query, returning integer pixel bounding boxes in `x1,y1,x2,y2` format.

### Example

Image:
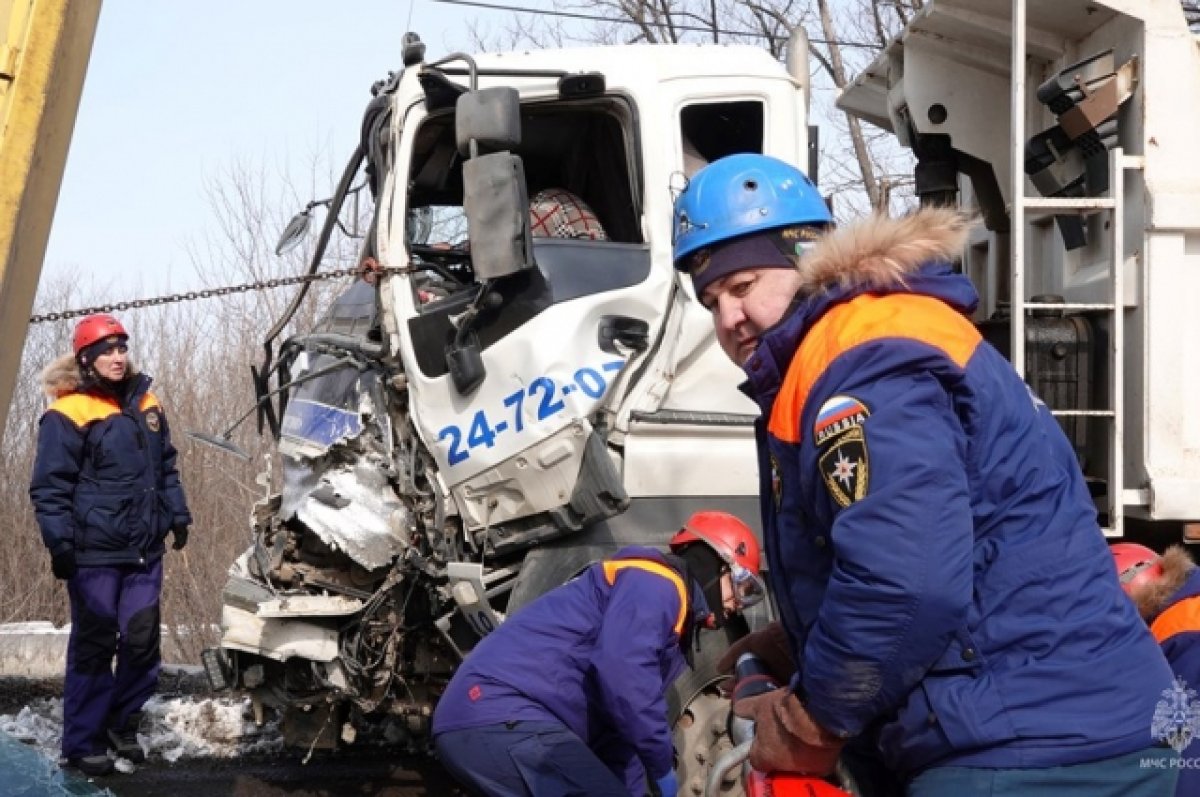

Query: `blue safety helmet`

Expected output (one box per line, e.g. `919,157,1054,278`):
672,153,832,271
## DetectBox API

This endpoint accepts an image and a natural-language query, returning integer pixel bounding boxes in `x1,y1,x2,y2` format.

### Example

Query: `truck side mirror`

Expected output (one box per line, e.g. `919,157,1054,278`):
446,334,486,395
275,207,313,256
462,153,533,280
457,87,533,282
456,87,521,154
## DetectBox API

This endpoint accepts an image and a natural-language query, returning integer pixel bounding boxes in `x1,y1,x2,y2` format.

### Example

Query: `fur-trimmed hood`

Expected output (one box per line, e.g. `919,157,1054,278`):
1136,545,1198,621
40,353,140,400
795,206,973,296
747,206,979,396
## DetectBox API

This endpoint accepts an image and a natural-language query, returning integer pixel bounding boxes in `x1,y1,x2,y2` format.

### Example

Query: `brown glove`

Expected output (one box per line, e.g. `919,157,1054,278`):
716,621,796,684
732,688,846,776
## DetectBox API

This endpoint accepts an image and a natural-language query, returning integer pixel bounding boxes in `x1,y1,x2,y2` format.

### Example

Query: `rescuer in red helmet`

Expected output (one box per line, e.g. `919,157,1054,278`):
30,313,192,776
1112,542,1200,797
71,313,128,363
433,510,762,797
1112,542,1168,600
668,509,765,627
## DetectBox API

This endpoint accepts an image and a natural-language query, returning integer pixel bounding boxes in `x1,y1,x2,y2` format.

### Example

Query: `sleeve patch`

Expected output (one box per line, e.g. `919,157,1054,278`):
813,395,870,446
819,427,870,508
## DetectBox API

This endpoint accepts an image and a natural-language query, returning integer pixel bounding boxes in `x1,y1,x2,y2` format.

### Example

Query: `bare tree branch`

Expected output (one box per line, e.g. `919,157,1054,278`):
656,0,681,41
809,43,835,76
816,0,882,208
742,1,795,57
870,0,888,45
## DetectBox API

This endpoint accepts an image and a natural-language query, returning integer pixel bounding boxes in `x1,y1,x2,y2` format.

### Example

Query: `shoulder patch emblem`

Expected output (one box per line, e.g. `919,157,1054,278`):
819,427,870,508
813,395,870,447
145,411,160,433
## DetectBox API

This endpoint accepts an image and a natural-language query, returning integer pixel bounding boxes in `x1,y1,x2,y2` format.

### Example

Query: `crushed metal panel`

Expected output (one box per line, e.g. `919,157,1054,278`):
219,604,340,662
256,595,364,618
291,463,410,571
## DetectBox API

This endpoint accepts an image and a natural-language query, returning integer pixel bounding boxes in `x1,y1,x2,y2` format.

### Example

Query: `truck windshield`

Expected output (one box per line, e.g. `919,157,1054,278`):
279,354,368,459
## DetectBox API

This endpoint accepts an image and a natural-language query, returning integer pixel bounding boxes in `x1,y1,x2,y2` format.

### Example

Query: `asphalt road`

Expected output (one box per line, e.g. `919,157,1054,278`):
87,750,470,797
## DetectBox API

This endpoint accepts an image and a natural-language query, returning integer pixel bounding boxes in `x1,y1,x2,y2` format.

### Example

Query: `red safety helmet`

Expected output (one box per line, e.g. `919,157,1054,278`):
73,313,128,355
670,510,765,609
1111,542,1163,596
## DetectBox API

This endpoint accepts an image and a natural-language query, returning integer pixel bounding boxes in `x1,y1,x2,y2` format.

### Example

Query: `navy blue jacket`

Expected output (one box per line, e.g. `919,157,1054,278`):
30,357,191,567
742,209,1173,775
433,546,709,789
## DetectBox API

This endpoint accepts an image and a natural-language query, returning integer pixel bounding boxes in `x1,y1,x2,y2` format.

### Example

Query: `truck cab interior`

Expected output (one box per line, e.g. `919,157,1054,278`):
400,90,768,380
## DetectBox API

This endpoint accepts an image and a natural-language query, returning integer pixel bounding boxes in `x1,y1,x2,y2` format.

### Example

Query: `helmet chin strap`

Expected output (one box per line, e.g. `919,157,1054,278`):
678,542,727,629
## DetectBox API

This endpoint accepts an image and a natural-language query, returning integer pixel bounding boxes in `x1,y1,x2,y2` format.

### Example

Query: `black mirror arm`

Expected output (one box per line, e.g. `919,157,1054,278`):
187,356,357,457
452,280,500,348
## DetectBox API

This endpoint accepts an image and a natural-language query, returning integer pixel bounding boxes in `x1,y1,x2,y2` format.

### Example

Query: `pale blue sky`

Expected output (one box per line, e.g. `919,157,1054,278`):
40,0,480,301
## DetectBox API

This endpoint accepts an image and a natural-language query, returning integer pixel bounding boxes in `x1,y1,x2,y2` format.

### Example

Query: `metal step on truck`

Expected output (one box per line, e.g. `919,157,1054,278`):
200,29,814,787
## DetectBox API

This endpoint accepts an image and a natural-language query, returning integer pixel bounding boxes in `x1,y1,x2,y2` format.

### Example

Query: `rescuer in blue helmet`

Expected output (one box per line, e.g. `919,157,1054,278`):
673,152,833,302
674,153,1178,796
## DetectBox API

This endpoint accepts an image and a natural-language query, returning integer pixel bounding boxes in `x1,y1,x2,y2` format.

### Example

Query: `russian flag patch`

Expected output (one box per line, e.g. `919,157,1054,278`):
813,395,870,446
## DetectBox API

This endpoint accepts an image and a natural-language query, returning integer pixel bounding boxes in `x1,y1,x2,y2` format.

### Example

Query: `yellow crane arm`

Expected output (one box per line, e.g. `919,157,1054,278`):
0,0,101,443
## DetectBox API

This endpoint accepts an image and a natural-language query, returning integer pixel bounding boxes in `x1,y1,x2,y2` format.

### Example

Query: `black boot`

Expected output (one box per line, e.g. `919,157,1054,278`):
106,711,146,763
66,753,115,776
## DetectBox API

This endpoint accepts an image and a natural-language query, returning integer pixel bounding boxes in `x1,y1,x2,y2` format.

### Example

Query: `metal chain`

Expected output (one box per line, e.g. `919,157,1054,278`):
28,266,408,325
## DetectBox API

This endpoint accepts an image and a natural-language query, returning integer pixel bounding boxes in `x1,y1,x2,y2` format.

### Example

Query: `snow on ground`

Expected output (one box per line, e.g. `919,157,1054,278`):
0,690,284,768
0,622,285,770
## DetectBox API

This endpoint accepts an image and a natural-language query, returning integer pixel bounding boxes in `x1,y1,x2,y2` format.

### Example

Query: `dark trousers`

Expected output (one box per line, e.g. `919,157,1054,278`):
435,721,632,797
62,560,162,759
907,746,1179,797
839,730,905,797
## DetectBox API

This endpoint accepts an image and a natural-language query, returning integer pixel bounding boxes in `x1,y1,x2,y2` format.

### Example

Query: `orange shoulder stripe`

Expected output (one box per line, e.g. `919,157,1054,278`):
602,560,689,636
49,392,161,427
48,394,119,428
1151,595,1200,644
768,293,981,444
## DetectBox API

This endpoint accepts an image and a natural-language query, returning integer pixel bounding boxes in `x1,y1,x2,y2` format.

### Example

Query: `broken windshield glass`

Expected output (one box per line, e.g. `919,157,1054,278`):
279,354,370,459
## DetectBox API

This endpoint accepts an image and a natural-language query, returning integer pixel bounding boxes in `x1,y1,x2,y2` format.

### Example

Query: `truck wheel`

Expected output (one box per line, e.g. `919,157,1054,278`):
668,617,865,797
669,616,747,797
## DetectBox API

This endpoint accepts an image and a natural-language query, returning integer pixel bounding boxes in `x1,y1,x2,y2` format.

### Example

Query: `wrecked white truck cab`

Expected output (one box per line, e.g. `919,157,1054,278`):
205,33,814,757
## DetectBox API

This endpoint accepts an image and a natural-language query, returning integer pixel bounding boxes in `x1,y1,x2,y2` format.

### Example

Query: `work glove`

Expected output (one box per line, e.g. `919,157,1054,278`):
717,621,795,685
732,688,846,776
51,549,77,581
171,525,189,551
654,770,679,797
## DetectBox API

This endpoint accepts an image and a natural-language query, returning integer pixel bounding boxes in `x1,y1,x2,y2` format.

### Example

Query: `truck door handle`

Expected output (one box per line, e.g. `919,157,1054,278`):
598,315,649,354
